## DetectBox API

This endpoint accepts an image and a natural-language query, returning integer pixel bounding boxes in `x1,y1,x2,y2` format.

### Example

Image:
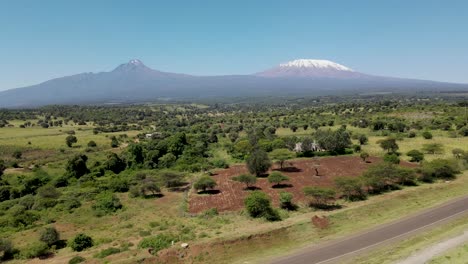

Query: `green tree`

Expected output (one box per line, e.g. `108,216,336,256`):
422,131,433,139
383,153,400,164
104,153,126,174
65,154,89,178
269,148,294,169
358,134,368,145
334,177,366,201
279,191,294,210
69,234,93,252
246,149,271,176
110,136,119,148
303,186,336,209
232,174,257,189
267,171,289,187
92,192,122,216
244,191,280,221
65,135,78,148
360,152,370,162
39,227,60,246
0,238,14,260
407,149,424,162
422,143,444,154
421,159,459,181
194,176,217,193
378,138,399,153
315,128,351,153
127,144,145,165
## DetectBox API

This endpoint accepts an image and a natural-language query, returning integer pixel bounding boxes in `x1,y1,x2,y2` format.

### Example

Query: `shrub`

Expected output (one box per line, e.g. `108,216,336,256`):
0,238,14,260
20,241,49,259
138,233,178,255
92,192,122,216
65,154,89,178
211,159,229,169
303,186,336,208
244,191,279,221
422,143,444,154
66,135,78,147
39,227,60,246
87,141,97,147
268,171,289,187
202,208,219,217
408,131,416,138
0,159,6,178
407,149,424,162
383,153,400,164
68,256,86,264
421,159,459,181
37,185,61,199
69,234,93,252
334,177,366,201
279,191,294,209
94,247,121,258
12,150,22,159
360,152,370,162
193,176,217,193
422,131,433,139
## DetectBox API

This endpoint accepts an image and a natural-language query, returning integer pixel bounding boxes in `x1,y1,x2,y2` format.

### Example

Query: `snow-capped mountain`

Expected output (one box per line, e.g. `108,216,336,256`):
256,59,365,78
0,59,467,107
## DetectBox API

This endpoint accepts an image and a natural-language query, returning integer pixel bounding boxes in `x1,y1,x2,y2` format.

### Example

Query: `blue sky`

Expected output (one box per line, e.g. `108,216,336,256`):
1,0,467,90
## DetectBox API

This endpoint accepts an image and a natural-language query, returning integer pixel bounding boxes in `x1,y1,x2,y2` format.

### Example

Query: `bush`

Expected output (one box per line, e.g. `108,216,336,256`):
20,241,49,259
87,141,97,147
92,192,122,216
383,153,400,164
407,149,424,162
422,143,444,154
303,186,336,208
69,234,93,252
68,256,86,264
244,191,279,221
202,208,219,217
422,131,433,139
211,159,229,169
279,191,294,209
94,247,121,258
334,177,366,201
138,233,178,254
40,227,60,246
421,159,459,181
0,238,14,260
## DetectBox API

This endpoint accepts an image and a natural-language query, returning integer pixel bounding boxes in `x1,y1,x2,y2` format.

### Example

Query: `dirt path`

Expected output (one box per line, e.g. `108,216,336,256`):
396,231,468,264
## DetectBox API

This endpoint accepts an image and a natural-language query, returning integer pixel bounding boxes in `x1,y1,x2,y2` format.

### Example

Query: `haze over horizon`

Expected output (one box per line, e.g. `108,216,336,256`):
1,0,468,91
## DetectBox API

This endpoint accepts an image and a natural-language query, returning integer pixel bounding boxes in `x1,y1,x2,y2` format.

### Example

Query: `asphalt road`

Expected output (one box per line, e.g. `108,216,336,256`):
271,196,468,264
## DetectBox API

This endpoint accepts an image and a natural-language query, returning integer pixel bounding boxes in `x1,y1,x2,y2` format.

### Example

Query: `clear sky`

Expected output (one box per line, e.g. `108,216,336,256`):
1,0,467,90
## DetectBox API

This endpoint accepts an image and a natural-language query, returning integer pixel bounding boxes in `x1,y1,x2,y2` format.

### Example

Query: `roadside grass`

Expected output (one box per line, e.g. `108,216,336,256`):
430,241,468,264
348,214,468,264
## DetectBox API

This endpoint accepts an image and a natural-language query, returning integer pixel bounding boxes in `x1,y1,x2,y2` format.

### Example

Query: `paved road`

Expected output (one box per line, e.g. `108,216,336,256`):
271,196,468,264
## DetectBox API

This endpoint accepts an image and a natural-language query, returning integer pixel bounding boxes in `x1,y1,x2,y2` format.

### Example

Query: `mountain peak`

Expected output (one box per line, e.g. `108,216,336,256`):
279,59,353,72
113,59,148,72
128,59,144,66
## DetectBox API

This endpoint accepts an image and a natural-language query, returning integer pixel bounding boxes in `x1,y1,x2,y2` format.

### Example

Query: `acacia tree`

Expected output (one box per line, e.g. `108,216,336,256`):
378,138,399,153
303,186,336,209
232,174,257,189
194,176,217,193
246,149,271,176
65,154,89,178
334,177,366,201
269,148,294,169
268,171,290,187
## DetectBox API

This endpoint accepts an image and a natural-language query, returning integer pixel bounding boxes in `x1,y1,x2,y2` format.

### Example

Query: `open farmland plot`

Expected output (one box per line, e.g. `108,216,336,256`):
189,156,417,213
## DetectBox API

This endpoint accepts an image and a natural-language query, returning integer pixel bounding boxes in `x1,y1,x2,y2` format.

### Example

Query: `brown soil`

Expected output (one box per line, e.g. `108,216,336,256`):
189,156,416,214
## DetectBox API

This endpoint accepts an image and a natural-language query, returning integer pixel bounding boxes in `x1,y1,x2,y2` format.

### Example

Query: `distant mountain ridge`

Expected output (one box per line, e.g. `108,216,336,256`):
1,59,467,107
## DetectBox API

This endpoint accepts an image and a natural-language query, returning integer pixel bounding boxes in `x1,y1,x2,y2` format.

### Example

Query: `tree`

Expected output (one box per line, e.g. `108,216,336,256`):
290,124,298,132
422,143,444,154
267,171,289,187
228,132,239,143
127,144,145,166
422,131,433,139
69,234,93,252
334,177,366,201
65,135,78,148
110,136,119,148
303,186,336,208
244,191,280,221
315,128,351,153
232,174,257,189
360,152,370,162
269,148,294,169
378,138,399,153
194,176,217,193
39,227,60,246
65,154,89,178
246,149,271,176
158,153,177,168
159,171,185,188
452,148,465,159
104,153,126,174
358,134,368,145
407,149,424,162
421,159,459,181
0,238,13,260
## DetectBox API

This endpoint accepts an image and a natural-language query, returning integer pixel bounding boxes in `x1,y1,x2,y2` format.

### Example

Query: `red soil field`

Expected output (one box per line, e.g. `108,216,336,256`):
189,156,417,214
